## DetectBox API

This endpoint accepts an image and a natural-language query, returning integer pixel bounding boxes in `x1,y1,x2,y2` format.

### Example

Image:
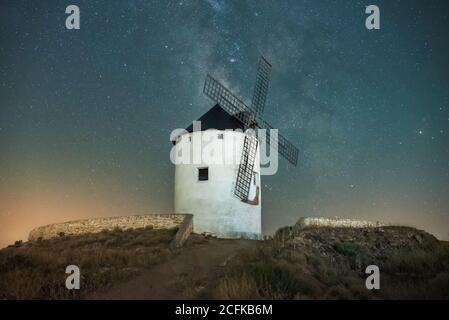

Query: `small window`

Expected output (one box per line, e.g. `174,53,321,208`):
218,133,224,139
253,172,257,185
198,167,209,181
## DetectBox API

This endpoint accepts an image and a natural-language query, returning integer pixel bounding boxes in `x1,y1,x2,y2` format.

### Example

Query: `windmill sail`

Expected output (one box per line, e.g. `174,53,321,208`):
257,118,299,166
203,74,299,167
203,75,256,127
251,57,272,118
203,75,250,120
235,131,258,201
202,57,299,200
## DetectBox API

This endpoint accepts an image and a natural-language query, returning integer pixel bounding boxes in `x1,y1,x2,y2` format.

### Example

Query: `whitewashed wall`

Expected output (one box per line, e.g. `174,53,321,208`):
174,129,262,239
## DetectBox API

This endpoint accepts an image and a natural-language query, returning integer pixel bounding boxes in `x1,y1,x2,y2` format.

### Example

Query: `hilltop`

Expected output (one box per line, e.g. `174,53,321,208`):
1,218,448,299
212,224,449,299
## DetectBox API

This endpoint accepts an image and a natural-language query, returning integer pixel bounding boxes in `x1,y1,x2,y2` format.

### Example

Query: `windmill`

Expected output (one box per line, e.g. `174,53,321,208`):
172,56,299,239
203,57,299,201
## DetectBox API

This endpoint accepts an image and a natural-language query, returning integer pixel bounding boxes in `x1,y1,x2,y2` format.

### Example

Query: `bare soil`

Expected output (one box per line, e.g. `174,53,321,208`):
89,234,258,299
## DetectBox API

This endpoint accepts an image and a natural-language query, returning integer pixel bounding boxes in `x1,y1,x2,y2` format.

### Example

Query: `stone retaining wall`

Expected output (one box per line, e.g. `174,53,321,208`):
170,214,193,249
28,214,188,242
295,217,386,230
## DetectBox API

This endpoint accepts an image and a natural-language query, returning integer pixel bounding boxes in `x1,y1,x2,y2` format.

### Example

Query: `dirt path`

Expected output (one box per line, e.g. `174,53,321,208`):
90,235,257,299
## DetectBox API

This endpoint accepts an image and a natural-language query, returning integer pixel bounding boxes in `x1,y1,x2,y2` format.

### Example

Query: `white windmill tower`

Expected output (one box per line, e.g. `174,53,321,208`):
172,57,299,240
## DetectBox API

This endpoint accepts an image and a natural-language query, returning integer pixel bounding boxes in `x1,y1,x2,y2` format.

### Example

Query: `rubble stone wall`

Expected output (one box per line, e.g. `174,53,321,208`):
28,214,188,241
295,217,386,230
170,214,193,249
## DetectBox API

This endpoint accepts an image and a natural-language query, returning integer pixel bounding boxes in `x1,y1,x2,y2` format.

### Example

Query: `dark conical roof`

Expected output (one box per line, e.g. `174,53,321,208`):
184,104,245,133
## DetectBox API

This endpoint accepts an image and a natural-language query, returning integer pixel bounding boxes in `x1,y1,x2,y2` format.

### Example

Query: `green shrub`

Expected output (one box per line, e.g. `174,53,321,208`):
334,242,362,257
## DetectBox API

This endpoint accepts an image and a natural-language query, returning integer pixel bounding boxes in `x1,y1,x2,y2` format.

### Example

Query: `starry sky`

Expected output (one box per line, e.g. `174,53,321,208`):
1,0,448,247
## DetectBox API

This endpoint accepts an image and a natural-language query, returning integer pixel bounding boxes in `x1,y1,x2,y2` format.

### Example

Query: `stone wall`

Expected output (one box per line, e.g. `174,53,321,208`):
295,217,386,230
170,214,193,249
28,214,188,241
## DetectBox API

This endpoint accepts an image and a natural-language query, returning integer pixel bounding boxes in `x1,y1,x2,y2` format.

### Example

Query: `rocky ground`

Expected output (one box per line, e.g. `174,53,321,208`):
1,220,448,299
212,224,449,299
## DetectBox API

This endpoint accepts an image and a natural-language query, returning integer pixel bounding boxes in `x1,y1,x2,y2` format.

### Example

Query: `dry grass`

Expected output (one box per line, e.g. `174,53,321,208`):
212,226,449,300
0,227,177,299
2,223,448,300
379,243,449,299
215,262,313,300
